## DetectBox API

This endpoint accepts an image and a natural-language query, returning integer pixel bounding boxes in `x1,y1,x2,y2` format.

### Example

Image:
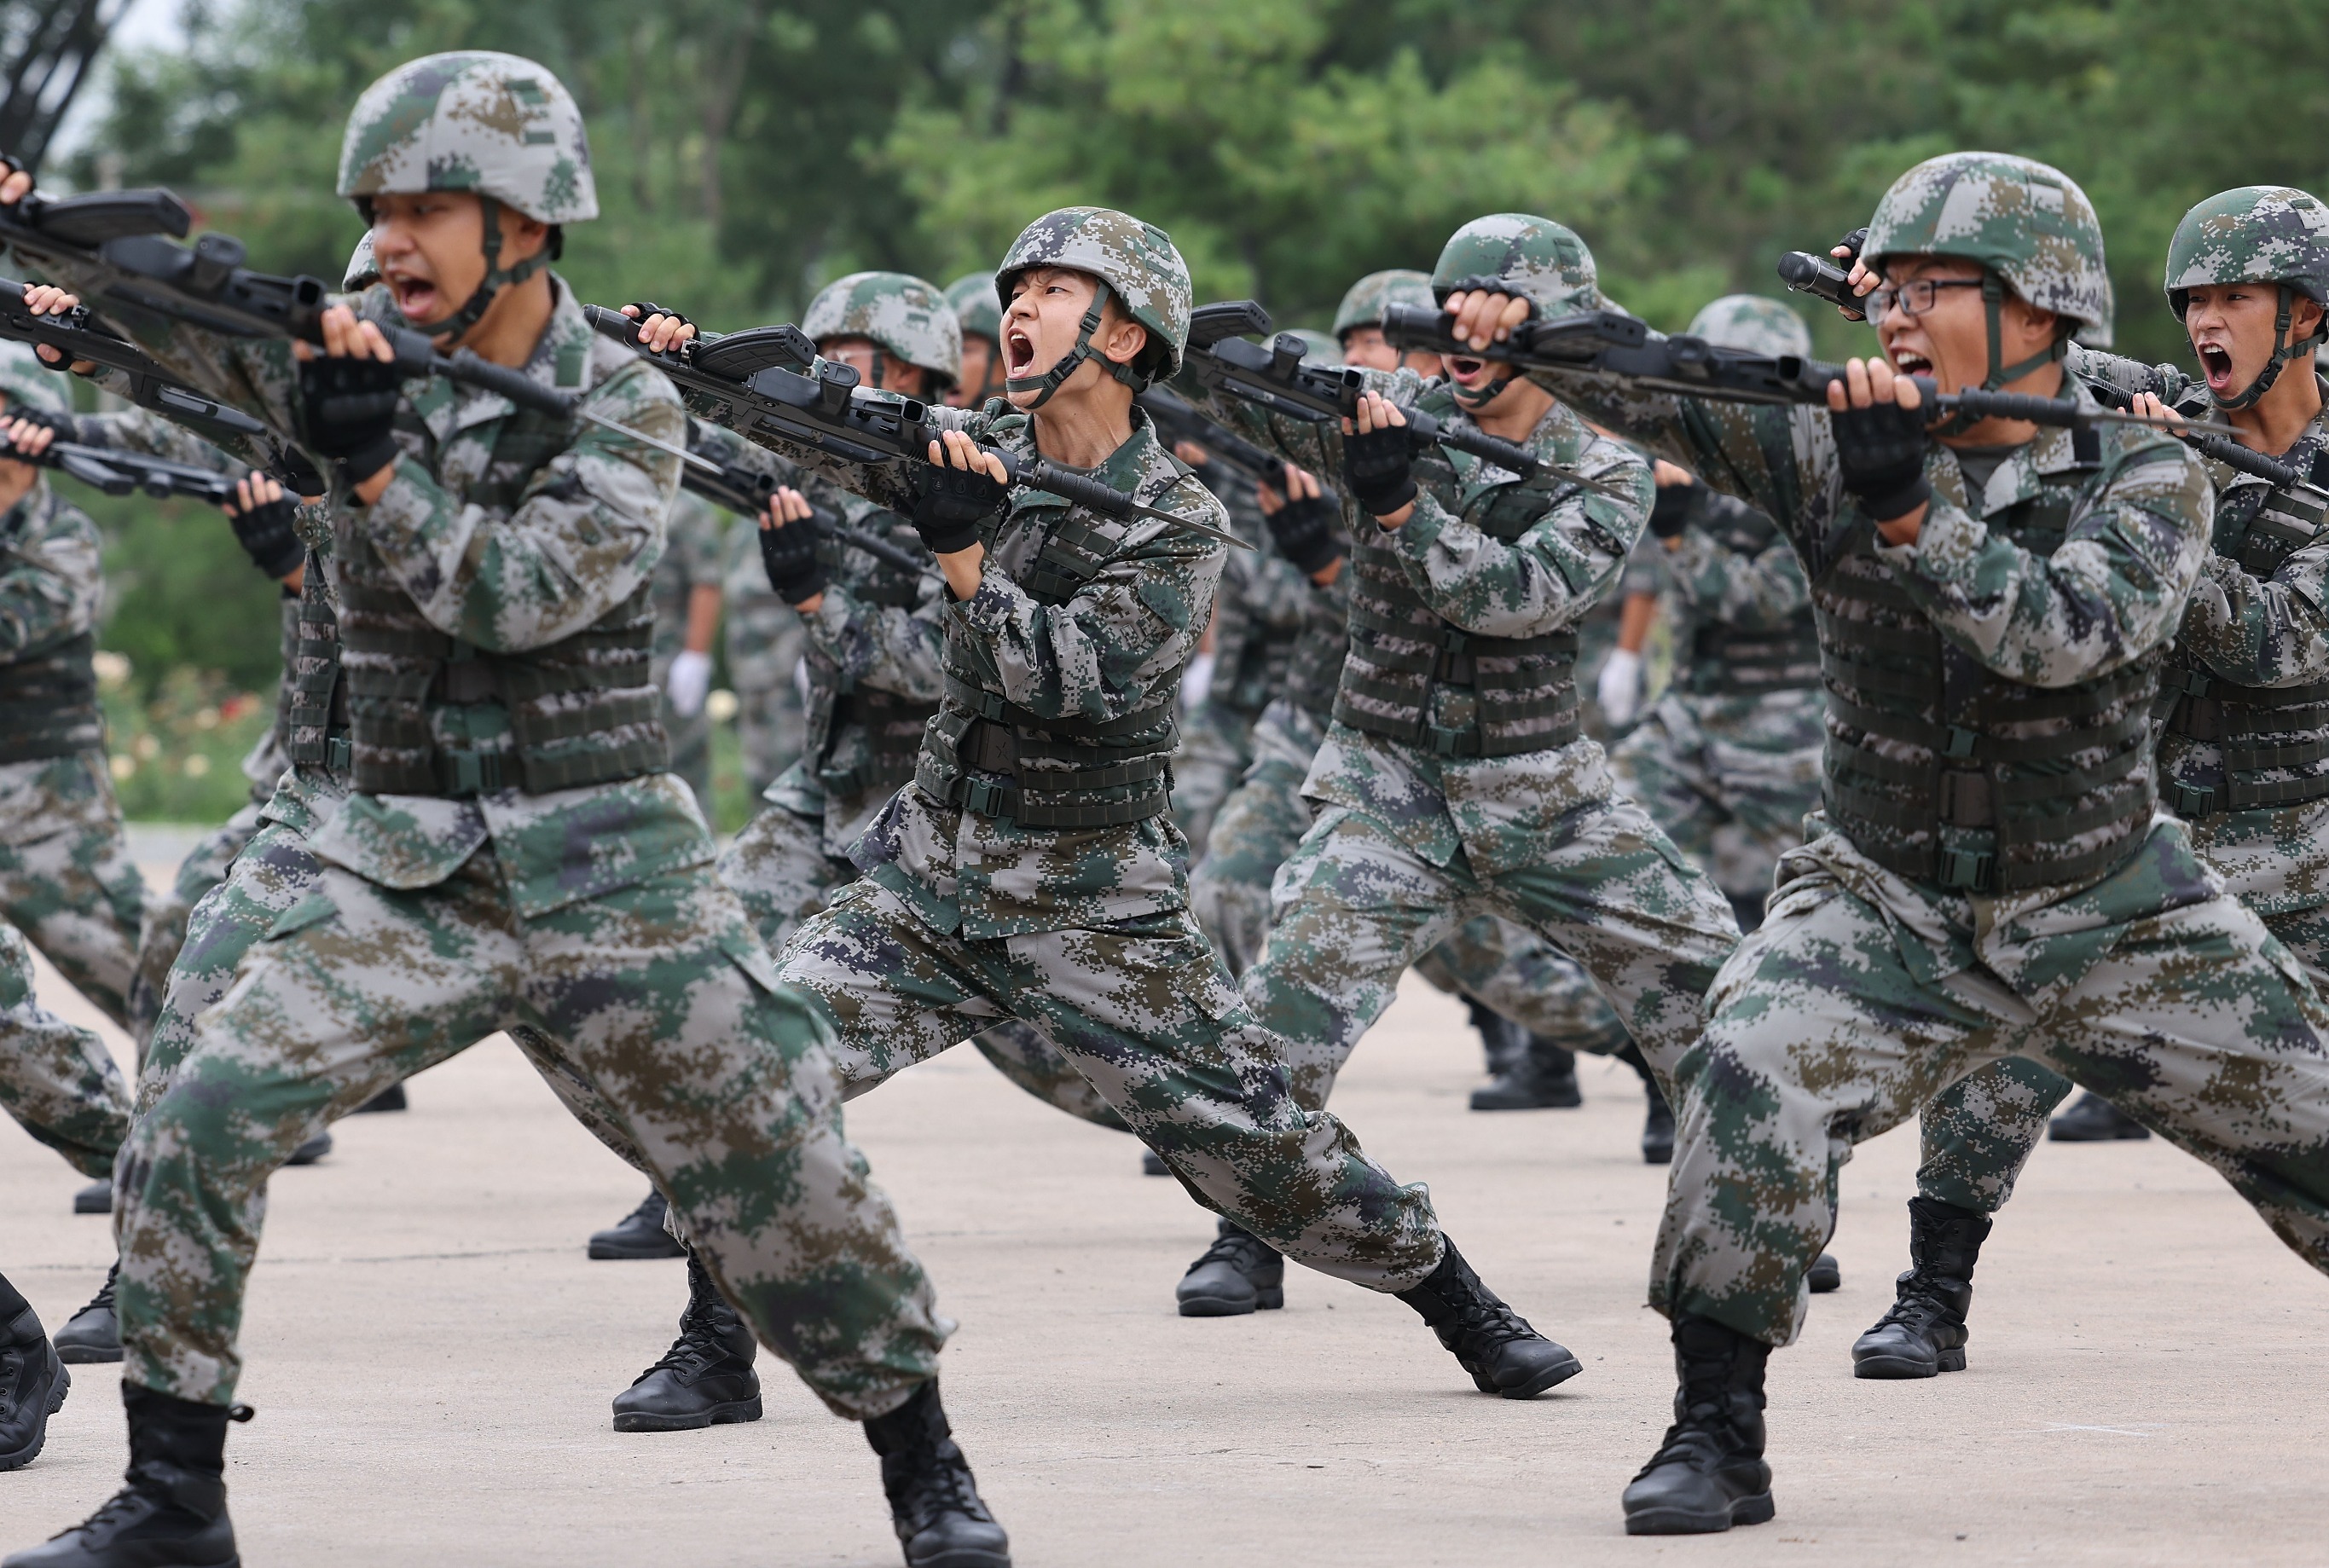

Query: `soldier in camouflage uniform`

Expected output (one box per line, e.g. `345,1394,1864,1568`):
1479,152,2329,1535
3,55,1009,1568
943,272,1005,410
1608,296,1827,933
1179,218,1742,1311
720,518,807,800
0,346,142,1211
633,205,1581,1411
1855,185,2329,1384
650,489,727,814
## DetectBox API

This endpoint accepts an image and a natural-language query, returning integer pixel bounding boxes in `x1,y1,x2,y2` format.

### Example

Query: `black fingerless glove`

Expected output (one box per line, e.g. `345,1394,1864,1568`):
757,516,827,605
296,355,405,488
1266,492,1344,575
1343,423,1419,518
1831,399,1932,524
1648,479,1699,540
912,461,1008,555
627,302,690,331
228,492,305,581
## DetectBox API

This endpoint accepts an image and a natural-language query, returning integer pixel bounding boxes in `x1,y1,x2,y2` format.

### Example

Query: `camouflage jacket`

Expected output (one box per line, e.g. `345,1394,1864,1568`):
691,379,1227,938
56,269,693,916
651,489,727,669
2069,349,2329,912
1540,365,2214,969
1191,460,1310,715
0,477,102,661
691,422,948,850
1200,367,1654,877
1661,485,1821,700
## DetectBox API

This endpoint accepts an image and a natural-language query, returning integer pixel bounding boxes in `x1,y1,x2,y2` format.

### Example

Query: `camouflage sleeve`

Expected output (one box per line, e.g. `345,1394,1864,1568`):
806,545,947,703
1241,550,1317,631
668,489,727,586
687,415,801,494
1666,491,1812,629
0,490,101,654
955,476,1228,723
41,259,310,442
1525,369,1813,526
1877,435,2213,686
1389,425,1654,639
2177,540,2329,687
67,407,245,472
364,356,683,651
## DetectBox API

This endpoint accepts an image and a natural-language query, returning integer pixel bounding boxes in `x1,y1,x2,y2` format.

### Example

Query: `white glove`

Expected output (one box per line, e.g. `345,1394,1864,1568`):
1179,651,1217,710
1596,649,1642,728
666,649,713,718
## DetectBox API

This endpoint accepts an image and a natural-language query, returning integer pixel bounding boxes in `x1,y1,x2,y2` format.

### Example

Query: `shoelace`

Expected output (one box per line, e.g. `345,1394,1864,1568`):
56,1483,149,1539
1869,1272,1960,1334
617,1193,666,1230
895,1443,991,1527
634,1322,728,1385
83,1264,117,1315
1187,1230,1274,1276
1443,1298,1538,1351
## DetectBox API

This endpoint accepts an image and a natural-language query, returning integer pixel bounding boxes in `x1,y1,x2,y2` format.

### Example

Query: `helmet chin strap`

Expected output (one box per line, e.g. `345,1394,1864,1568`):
427,197,549,345
2212,284,2327,412
1449,369,1518,409
1004,281,1145,408
1930,270,2068,437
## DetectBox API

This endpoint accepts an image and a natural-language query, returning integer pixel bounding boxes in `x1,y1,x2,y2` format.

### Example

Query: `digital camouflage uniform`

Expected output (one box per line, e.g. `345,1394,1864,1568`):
1537,154,2329,1351
1198,217,1740,1125
694,208,1449,1293
1609,296,1826,927
1915,187,2329,1215
721,520,808,800
47,52,949,1421
649,489,727,816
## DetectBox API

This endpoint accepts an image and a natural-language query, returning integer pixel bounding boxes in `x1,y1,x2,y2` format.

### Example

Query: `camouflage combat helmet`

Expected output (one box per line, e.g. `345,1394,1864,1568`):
994,206,1192,405
1430,215,1600,322
344,230,379,292
1287,327,1341,365
338,51,597,340
1862,152,2108,399
0,340,69,419
2163,186,2329,409
943,272,1002,345
802,271,961,392
1332,269,1434,341
1686,294,1812,359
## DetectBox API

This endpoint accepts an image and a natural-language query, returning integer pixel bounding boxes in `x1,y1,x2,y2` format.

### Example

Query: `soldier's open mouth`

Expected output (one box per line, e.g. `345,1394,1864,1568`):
385,273,438,321
1891,350,1932,375
1447,355,1486,379
2199,344,2234,388
1005,329,1035,377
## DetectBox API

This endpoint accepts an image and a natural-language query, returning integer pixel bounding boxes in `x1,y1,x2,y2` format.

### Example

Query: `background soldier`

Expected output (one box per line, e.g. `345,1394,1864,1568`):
651,489,727,815
719,522,808,801
944,271,1006,408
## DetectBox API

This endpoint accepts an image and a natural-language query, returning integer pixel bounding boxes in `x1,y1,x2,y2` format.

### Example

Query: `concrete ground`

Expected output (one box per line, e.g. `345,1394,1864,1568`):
6,854,2327,1565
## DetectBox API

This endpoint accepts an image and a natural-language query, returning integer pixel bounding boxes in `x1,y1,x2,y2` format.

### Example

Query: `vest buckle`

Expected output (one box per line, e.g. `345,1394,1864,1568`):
325,735,351,775
2167,782,2217,817
1944,726,1978,760
962,776,1013,819
1936,825,1996,893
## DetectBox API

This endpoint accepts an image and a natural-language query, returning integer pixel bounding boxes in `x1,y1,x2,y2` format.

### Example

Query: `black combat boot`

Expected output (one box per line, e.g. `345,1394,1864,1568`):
1,1284,67,1473
862,1380,1011,1568
283,1130,331,1166
1637,1068,1675,1165
5,1384,246,1566
611,1253,763,1432
1395,1238,1580,1398
351,1084,407,1113
1174,1219,1284,1316
1469,1033,1583,1110
54,1263,120,1364
1140,1150,1171,1177
2048,1091,2148,1143
1806,1253,1841,1294
588,1187,688,1260
1851,1197,1991,1378
1622,1313,1774,1535
72,1181,109,1215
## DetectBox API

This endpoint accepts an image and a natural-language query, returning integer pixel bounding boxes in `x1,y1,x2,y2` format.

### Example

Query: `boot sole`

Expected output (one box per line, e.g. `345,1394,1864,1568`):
1625,1491,1775,1535
1852,1347,1964,1379
612,1396,764,1432
588,1236,689,1261
906,1544,1012,1568
73,1186,112,1214
55,1339,122,1365
1175,1288,1283,1317
0,1363,66,1471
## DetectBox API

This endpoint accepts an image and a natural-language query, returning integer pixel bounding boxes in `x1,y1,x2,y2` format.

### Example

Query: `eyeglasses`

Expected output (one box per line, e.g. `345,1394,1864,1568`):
1865,278,1984,321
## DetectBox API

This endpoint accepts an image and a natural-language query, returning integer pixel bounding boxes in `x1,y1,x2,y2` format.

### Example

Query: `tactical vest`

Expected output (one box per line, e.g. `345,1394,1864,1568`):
0,629,101,763
282,551,351,776
1283,578,1349,720
2156,443,2329,816
1330,426,1583,758
802,524,937,802
1209,571,1300,716
333,392,668,798
1816,429,2167,894
915,506,1181,829
1684,501,1821,697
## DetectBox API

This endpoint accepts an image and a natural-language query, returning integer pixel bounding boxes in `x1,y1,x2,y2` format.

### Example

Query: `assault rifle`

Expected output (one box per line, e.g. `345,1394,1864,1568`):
0,185,574,419
1378,301,2246,443
16,436,236,505
667,417,928,576
582,306,1249,550
1138,386,1344,506
1181,299,1629,500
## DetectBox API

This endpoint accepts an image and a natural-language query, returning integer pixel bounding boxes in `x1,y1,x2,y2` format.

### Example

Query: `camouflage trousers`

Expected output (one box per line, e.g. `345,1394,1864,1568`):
1191,701,1631,1053
779,876,1445,1289
1608,686,1824,911
1660,819,2329,1348
718,798,1126,1130
119,838,947,1418
0,752,147,1033
0,918,126,1177
126,799,267,1068
1243,794,1738,1113
1169,699,1258,865
1911,903,2329,1214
